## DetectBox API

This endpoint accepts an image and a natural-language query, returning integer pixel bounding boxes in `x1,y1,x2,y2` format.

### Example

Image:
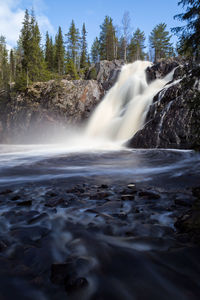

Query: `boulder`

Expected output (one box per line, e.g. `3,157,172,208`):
127,60,200,150
87,60,124,91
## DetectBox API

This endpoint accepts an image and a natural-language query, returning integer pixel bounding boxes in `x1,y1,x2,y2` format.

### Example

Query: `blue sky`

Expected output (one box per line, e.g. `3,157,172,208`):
0,0,184,50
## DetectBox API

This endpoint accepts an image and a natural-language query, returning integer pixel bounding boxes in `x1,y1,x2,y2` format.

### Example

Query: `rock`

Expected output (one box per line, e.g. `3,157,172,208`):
127,59,200,150
17,200,32,206
51,260,88,293
146,58,180,83
0,189,12,195
0,60,124,143
138,191,161,200
87,60,124,91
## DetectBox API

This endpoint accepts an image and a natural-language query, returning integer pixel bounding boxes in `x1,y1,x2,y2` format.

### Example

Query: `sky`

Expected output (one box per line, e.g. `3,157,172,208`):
0,0,185,51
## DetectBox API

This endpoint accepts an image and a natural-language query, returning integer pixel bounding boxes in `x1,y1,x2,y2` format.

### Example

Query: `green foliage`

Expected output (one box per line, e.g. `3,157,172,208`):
66,20,80,67
80,23,88,70
149,23,173,61
14,71,30,92
128,28,146,62
91,37,100,63
15,9,50,89
65,52,79,79
55,27,65,74
172,0,200,60
0,36,9,89
10,49,15,82
88,67,97,80
99,16,117,60
45,32,54,72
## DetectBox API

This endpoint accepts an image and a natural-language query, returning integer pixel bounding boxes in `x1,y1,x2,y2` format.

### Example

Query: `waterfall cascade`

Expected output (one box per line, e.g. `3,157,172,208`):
85,60,175,143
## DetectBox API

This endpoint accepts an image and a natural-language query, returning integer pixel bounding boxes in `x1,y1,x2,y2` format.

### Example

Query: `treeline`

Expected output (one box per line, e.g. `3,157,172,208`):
0,0,199,91
91,16,174,63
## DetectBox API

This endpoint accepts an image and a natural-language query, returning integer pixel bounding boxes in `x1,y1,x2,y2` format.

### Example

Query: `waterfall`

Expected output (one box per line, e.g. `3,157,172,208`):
85,61,175,143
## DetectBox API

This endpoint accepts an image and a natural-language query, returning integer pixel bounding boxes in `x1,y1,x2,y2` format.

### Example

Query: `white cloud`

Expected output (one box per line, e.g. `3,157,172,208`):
0,0,55,49
0,0,24,47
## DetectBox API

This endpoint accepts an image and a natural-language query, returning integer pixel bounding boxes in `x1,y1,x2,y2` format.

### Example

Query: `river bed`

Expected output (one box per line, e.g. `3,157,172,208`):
0,145,200,299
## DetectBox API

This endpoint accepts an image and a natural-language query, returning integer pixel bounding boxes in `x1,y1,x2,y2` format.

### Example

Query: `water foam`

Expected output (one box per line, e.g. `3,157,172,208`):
85,61,175,143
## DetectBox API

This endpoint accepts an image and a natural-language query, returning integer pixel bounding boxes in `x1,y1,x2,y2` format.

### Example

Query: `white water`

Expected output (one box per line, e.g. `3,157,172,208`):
85,60,176,143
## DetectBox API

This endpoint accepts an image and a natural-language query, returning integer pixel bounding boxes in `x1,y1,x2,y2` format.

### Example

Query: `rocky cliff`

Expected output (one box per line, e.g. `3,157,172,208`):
127,59,200,150
0,60,124,143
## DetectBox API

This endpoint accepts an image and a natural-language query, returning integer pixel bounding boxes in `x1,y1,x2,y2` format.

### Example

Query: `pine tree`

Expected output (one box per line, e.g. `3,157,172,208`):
128,28,146,62
91,37,100,63
45,32,54,71
55,27,65,75
172,0,200,59
99,16,116,60
21,9,31,84
0,36,9,89
149,23,173,62
80,23,88,70
16,9,50,89
66,20,80,67
65,51,79,79
10,49,15,82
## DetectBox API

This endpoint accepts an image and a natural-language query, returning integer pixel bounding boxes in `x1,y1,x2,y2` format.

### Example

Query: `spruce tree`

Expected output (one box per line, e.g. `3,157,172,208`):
0,36,9,89
55,27,65,75
149,23,173,62
66,20,80,68
80,23,88,70
10,49,15,82
128,28,146,62
91,37,100,63
65,51,79,79
21,9,31,85
16,9,50,89
99,16,116,60
172,0,200,59
45,31,54,71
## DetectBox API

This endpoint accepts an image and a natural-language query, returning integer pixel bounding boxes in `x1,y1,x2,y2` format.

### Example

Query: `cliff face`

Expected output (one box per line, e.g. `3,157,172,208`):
127,59,200,150
0,60,124,143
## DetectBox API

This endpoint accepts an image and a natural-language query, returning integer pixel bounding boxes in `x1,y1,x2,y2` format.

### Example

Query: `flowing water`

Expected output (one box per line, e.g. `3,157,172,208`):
0,61,200,300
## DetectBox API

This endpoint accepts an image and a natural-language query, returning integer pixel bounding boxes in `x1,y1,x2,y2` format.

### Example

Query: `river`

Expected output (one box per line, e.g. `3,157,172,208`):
0,144,200,300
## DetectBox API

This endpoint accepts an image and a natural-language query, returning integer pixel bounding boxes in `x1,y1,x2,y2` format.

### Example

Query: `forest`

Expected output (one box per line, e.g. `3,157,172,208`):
0,0,199,91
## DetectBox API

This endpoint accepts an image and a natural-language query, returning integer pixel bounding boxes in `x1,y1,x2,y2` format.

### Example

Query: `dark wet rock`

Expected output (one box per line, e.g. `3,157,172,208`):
0,240,8,252
100,184,108,189
174,198,192,207
0,182,199,299
11,195,21,201
175,210,200,242
138,190,161,200
146,58,180,84
51,260,88,293
10,226,50,244
0,189,12,195
27,212,48,225
2,210,39,225
128,59,200,150
65,277,88,293
17,200,32,206
192,186,200,199
45,197,65,207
